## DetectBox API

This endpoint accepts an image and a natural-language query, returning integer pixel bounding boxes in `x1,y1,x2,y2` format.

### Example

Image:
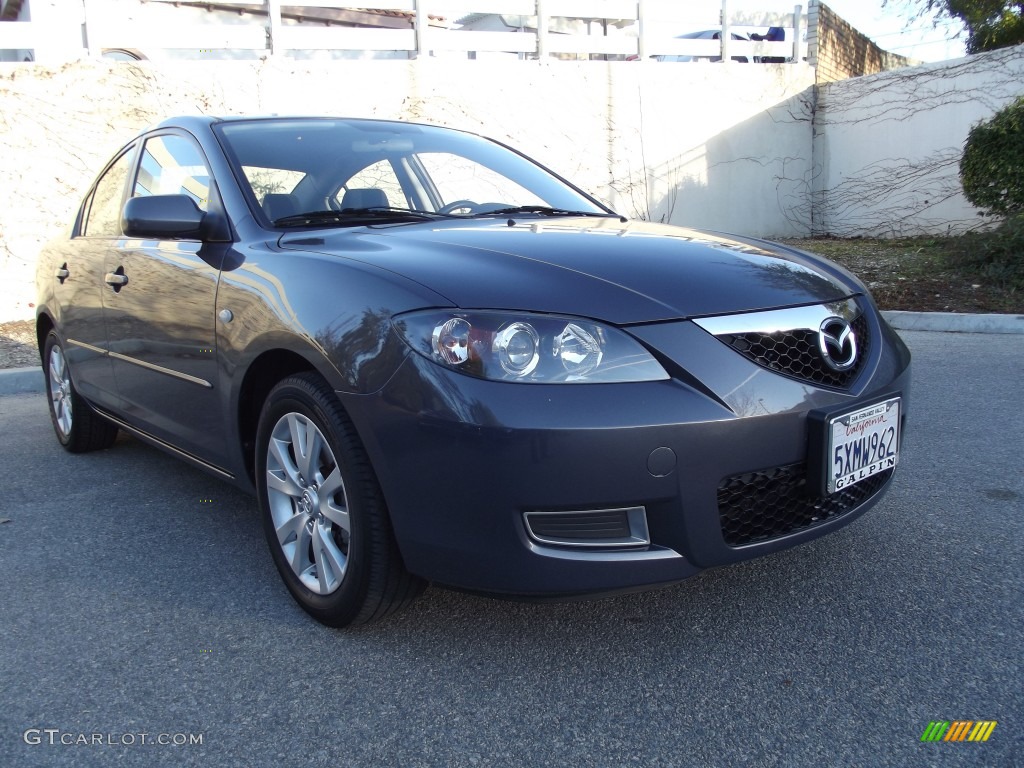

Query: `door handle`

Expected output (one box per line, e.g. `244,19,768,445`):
55,264,70,283
105,269,129,291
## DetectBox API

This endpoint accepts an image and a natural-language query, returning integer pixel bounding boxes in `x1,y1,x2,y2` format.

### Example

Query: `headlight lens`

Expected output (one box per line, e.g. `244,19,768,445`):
494,322,540,376
395,310,669,384
553,322,603,377
432,317,471,365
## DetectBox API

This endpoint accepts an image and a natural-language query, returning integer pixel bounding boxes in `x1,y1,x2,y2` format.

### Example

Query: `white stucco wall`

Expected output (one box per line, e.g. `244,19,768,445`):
813,44,1024,238
0,58,816,319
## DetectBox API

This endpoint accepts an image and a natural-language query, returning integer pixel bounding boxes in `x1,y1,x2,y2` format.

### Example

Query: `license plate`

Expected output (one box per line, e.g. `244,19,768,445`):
823,397,901,494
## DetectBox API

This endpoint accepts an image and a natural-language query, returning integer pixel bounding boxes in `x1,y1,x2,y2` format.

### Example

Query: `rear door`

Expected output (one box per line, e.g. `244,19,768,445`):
53,144,137,411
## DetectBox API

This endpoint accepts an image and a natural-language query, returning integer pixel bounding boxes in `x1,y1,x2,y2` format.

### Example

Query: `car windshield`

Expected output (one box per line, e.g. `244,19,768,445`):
214,118,611,227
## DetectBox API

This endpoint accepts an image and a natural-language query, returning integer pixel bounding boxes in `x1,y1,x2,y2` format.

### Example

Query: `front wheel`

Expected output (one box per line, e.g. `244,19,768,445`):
43,330,118,453
255,373,424,627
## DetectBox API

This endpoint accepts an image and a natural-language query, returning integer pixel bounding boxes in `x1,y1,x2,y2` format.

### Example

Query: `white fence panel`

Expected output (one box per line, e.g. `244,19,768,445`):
545,0,637,19
276,26,416,50
0,22,38,48
444,1,537,13
429,29,537,53
545,34,636,55
92,23,268,50
289,1,417,9
644,38,720,57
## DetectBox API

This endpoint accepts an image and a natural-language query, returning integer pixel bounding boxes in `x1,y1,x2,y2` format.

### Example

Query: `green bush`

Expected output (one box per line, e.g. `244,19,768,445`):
960,95,1024,218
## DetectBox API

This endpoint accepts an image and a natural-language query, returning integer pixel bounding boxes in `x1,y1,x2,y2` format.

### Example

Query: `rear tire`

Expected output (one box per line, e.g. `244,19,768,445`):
43,331,118,453
255,373,424,627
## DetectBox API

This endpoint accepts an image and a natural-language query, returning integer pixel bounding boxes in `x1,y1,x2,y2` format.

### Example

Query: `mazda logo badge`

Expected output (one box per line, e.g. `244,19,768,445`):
818,317,857,371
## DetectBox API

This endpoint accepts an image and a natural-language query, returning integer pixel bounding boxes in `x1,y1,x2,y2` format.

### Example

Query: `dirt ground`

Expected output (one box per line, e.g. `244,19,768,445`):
3,237,1019,370
0,320,38,370
777,236,1021,315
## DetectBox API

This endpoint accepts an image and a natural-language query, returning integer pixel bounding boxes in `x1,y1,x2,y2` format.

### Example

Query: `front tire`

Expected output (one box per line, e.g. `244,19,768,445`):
43,330,118,453
255,373,424,627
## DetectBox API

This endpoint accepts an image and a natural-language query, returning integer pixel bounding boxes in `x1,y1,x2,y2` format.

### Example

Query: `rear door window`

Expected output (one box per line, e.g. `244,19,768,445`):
82,148,135,237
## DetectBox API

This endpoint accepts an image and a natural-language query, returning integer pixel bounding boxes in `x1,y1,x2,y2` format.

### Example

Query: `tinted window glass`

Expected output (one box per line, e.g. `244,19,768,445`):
416,153,544,209
242,166,305,205
216,119,605,221
336,160,406,208
134,135,210,211
83,147,134,237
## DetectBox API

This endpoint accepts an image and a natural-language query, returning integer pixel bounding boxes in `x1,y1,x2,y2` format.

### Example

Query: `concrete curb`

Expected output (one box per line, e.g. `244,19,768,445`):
0,366,43,396
881,311,1024,334
1,312,1021,397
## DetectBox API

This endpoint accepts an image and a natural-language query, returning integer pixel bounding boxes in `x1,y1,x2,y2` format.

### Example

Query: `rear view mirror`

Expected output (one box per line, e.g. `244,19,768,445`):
122,194,205,239
352,137,415,153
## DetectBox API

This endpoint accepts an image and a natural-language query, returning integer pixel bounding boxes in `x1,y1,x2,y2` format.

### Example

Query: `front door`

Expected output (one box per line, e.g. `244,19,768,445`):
102,132,226,466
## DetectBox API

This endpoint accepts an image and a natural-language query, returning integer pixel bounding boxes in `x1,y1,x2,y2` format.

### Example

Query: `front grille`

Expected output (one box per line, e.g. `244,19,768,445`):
717,463,892,547
720,312,870,389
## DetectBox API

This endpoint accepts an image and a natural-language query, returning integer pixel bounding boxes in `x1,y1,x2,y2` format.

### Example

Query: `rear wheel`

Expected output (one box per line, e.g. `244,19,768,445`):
43,331,118,453
255,373,424,627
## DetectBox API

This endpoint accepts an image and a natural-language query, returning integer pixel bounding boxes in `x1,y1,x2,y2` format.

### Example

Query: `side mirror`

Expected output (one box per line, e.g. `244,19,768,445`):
122,194,205,239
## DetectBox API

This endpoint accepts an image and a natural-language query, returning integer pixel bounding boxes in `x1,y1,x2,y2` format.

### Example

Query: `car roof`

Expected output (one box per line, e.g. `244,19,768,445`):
151,115,451,134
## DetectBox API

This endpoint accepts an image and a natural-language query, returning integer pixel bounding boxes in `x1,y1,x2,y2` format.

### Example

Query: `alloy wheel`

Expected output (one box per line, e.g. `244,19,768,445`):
265,412,351,595
48,344,73,437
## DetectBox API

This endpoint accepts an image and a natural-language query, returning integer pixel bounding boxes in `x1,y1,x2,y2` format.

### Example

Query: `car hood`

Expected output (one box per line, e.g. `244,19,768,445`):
278,217,858,324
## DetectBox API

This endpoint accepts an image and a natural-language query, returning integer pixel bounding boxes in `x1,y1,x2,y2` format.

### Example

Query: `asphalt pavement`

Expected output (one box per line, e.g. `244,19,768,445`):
0,329,1021,767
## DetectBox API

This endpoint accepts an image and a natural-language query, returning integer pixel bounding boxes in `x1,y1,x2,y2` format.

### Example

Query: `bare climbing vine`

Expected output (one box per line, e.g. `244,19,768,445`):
809,45,1024,237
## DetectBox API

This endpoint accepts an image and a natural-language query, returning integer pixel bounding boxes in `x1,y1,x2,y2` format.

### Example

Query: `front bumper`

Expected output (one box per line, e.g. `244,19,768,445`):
341,311,911,597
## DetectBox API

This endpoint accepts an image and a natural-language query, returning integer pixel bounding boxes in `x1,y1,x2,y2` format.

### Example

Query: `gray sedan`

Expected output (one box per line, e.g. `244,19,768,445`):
35,116,910,626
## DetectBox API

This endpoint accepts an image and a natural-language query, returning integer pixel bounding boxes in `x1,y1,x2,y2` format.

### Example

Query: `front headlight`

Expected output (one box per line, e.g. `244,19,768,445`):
394,310,669,384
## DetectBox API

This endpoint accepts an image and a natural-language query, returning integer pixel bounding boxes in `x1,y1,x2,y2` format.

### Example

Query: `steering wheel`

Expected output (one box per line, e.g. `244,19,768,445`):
437,199,480,215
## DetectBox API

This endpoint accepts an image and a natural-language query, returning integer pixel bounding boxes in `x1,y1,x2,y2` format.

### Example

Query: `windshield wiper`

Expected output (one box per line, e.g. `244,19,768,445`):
273,208,455,227
475,205,620,218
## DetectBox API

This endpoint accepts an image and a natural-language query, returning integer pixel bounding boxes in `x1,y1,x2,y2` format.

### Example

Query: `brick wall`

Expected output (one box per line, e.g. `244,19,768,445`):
808,1,916,83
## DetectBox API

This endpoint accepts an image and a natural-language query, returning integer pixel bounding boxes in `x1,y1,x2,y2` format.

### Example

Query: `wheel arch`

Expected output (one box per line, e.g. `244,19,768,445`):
236,348,323,485
35,312,56,365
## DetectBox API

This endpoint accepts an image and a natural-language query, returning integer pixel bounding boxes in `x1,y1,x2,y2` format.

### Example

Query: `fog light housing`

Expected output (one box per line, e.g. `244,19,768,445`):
523,507,651,549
